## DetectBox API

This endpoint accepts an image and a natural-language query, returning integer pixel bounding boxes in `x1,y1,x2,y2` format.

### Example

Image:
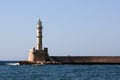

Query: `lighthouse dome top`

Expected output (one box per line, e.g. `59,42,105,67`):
38,19,42,25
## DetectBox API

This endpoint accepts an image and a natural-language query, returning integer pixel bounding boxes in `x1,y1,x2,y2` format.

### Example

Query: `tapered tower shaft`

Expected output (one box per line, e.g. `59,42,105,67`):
36,19,42,50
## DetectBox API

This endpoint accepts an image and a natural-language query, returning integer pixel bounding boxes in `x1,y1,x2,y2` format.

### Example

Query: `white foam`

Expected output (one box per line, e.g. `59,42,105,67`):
6,63,20,65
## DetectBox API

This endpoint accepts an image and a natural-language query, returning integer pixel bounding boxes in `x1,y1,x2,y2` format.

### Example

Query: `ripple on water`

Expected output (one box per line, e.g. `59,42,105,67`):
0,64,120,80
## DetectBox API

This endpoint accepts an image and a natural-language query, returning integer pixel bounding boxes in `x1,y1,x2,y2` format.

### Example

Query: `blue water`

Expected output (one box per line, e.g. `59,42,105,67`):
0,61,120,80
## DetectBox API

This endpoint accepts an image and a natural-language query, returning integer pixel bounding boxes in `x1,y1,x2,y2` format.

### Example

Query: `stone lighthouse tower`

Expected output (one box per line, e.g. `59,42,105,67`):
37,19,42,50
28,19,49,62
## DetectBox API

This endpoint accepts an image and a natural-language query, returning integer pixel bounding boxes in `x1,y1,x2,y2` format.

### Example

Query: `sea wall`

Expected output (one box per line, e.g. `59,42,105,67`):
50,56,120,64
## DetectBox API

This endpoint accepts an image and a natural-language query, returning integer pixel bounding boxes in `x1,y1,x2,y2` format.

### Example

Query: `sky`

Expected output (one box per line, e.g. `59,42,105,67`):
0,0,120,60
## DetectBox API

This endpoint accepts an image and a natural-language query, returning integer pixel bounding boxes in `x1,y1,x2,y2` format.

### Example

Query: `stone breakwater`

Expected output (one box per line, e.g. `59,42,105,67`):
19,56,120,65
19,61,58,65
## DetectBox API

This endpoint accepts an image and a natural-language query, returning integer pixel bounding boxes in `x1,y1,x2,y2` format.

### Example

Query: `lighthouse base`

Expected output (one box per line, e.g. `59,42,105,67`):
28,47,49,62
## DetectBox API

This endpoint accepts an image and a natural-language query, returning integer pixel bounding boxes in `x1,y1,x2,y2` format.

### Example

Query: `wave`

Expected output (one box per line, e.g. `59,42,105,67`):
6,63,19,65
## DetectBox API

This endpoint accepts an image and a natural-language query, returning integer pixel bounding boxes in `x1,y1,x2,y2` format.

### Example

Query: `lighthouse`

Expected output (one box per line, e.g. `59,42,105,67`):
37,19,42,50
28,19,49,62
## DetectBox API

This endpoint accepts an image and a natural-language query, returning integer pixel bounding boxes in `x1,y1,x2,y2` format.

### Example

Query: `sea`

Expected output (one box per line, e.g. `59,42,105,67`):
0,61,120,80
